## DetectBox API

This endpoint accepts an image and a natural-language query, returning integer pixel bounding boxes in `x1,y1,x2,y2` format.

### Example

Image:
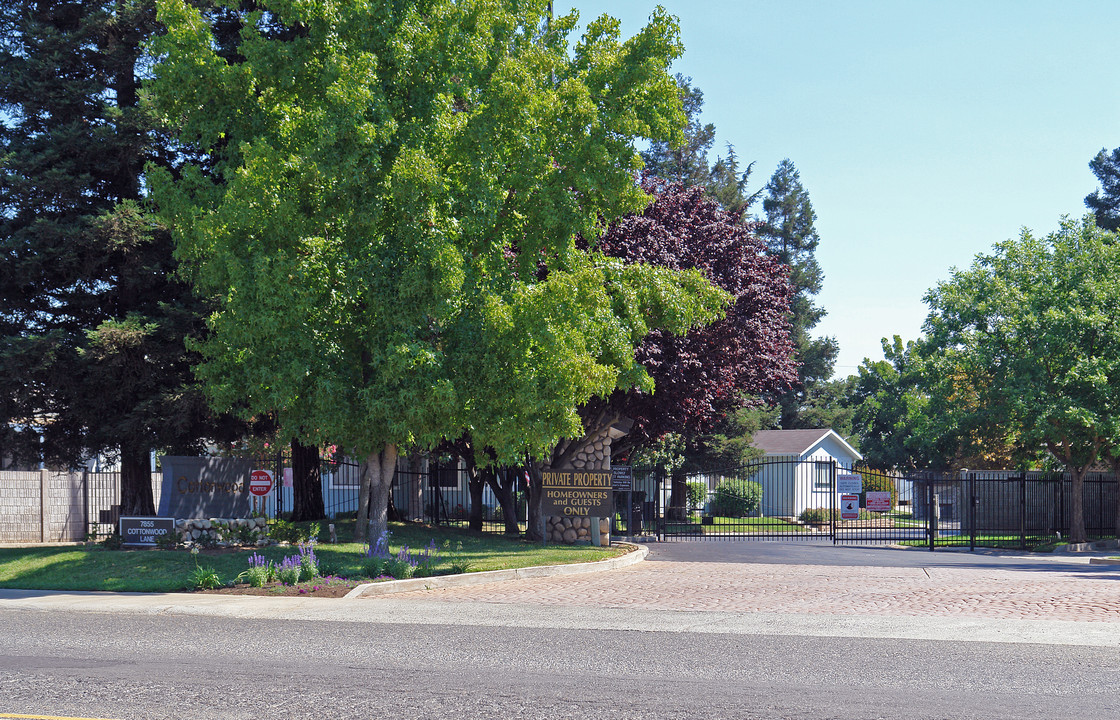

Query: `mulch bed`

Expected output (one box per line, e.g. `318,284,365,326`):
197,576,372,598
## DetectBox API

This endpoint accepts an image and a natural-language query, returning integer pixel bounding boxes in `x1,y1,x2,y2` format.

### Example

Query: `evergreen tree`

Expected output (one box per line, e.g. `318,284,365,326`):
1085,147,1120,231
641,75,760,214
0,1,218,513
758,159,839,428
641,75,715,189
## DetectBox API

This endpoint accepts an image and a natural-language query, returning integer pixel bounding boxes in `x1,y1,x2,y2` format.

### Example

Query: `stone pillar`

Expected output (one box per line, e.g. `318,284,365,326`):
547,429,612,545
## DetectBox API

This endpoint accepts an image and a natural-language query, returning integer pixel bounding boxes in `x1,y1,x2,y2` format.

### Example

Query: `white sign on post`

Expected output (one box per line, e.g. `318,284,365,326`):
836,473,863,494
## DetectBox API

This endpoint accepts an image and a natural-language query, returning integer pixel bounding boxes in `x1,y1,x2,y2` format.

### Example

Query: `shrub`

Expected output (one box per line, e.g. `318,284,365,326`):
99,532,122,550
798,507,878,523
155,530,182,550
190,565,222,590
385,557,414,579
243,553,271,587
707,479,762,518
235,523,260,546
362,530,392,578
275,556,302,585
268,519,303,544
297,541,319,582
412,539,439,578
362,557,387,578
799,507,835,524
686,482,708,513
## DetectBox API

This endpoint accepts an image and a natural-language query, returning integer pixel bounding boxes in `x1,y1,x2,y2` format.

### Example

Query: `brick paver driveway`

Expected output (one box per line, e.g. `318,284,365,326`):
372,542,1120,623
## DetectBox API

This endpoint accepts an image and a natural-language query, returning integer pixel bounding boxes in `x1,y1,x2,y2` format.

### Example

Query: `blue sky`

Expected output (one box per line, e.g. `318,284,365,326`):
562,0,1120,378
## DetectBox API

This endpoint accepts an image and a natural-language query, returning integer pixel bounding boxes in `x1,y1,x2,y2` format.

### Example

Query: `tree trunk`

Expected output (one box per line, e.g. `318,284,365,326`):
467,465,485,532
486,467,521,535
525,461,546,543
667,468,688,521
1069,466,1087,544
354,444,398,543
119,443,154,516
405,454,425,521
290,439,325,522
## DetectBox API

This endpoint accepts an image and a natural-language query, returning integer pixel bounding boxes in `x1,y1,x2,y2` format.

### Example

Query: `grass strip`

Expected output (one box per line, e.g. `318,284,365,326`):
0,521,627,593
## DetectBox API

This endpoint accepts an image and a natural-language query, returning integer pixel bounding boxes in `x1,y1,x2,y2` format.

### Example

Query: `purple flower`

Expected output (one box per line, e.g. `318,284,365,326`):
364,530,391,559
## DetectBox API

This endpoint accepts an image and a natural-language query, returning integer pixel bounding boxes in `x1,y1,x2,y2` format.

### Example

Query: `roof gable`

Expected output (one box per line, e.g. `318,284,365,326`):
751,429,862,462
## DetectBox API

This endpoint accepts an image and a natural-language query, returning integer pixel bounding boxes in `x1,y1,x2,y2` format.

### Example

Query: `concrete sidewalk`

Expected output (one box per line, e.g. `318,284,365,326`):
1,543,1118,648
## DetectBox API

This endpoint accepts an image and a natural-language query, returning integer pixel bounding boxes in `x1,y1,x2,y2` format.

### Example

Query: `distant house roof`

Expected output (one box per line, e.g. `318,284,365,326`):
751,429,862,462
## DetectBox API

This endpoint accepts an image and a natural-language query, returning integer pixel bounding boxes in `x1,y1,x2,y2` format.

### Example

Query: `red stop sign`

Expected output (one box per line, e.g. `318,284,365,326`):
249,469,274,496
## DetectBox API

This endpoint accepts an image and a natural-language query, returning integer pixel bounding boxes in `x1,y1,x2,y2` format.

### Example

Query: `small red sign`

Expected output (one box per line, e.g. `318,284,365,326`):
249,469,274,496
840,494,859,520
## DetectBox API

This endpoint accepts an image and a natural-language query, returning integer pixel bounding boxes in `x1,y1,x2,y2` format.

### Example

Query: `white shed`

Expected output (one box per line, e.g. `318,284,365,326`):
749,429,863,517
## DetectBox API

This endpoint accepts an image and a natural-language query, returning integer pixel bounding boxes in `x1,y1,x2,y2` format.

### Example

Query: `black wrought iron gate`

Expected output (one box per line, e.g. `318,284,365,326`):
652,460,940,548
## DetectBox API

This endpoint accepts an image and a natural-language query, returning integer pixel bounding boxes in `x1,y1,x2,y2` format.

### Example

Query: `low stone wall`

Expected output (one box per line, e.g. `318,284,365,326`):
175,517,269,546
547,516,610,545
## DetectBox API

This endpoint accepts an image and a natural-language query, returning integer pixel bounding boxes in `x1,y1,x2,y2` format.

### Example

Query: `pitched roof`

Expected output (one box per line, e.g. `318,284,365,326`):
751,429,862,461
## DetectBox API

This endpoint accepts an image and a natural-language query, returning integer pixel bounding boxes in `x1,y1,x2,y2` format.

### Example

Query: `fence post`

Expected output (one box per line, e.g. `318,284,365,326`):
657,473,664,542
1019,472,1026,550
830,460,837,545
80,469,90,542
969,472,976,553
274,451,283,519
927,481,936,551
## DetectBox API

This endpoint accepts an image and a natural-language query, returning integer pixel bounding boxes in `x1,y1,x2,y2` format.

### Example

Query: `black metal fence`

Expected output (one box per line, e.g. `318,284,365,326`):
82,454,534,540
653,460,1119,550
74,454,1120,550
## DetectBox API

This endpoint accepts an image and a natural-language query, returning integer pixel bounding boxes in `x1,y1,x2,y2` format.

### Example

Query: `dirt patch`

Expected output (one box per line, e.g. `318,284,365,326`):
197,576,373,598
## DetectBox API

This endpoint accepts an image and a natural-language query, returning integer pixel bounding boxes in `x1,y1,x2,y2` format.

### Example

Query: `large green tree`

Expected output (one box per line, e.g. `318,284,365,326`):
150,0,727,543
0,0,219,512
759,158,838,429
847,336,956,470
922,217,1120,543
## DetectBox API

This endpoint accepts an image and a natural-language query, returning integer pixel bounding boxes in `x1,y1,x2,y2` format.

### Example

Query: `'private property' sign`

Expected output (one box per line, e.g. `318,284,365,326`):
541,470,613,517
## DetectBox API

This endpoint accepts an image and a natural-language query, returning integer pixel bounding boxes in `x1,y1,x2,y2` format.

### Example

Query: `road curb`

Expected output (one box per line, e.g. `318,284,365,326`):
344,543,648,598
1088,557,1120,565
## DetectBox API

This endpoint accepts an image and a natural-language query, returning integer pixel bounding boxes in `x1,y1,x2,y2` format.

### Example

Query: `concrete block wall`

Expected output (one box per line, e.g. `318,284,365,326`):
0,471,44,543
0,470,88,543
45,471,86,542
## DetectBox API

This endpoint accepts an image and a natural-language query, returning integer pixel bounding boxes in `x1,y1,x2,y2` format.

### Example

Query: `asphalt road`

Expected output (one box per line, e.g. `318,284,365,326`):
1,609,1117,720
646,538,1120,572
2,542,1117,719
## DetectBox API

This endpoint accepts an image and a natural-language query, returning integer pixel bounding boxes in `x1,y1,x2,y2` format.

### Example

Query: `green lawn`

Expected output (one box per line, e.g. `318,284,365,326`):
663,516,813,535
0,521,628,593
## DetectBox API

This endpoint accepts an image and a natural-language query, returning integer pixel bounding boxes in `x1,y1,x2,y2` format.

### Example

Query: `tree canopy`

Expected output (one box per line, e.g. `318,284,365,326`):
0,0,220,509
758,159,838,429
1085,147,1120,231
640,75,760,215
921,216,1120,542
149,0,728,541
595,179,797,458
